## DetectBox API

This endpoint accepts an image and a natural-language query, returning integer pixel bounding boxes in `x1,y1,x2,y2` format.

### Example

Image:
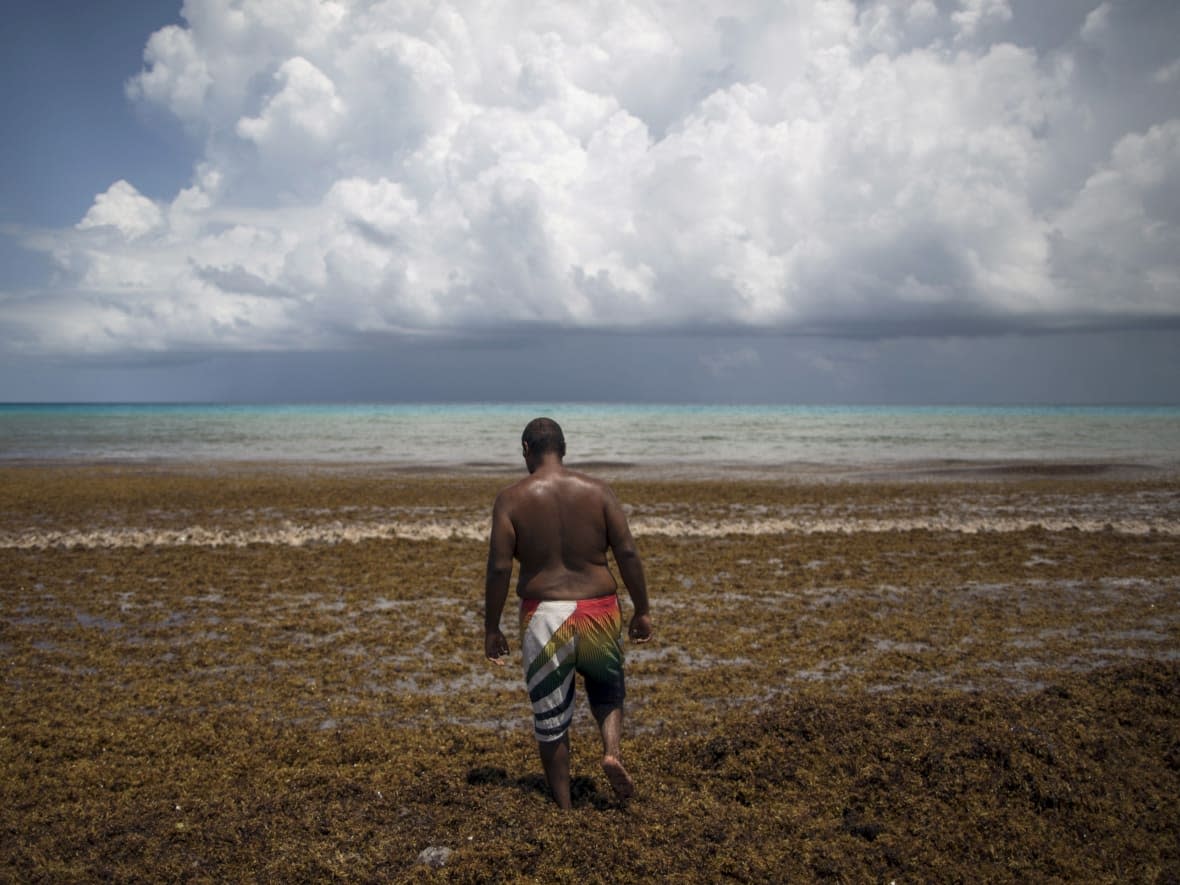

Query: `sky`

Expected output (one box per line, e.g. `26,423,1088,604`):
1,0,1178,404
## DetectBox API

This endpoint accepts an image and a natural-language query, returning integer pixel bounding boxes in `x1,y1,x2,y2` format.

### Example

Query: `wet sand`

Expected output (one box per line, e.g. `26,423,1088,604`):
2,465,1178,881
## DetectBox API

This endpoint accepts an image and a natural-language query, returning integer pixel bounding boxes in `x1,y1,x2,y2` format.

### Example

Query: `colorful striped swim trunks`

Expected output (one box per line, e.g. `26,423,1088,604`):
520,594,626,742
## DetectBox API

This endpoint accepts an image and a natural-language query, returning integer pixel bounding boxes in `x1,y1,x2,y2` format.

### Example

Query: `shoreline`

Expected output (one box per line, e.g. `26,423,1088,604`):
1,454,1176,482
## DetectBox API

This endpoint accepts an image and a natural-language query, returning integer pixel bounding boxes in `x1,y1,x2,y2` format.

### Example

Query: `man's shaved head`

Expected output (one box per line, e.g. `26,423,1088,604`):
522,417,566,458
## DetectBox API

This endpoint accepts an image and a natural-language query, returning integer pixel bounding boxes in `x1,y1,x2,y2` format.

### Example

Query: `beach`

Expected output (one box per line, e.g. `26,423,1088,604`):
2,463,1178,881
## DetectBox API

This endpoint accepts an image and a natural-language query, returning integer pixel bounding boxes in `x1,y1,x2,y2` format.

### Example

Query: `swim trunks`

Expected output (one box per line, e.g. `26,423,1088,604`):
520,594,625,742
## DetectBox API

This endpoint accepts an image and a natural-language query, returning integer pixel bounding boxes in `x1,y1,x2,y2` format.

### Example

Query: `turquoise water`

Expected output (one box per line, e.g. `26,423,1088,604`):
1,403,1178,469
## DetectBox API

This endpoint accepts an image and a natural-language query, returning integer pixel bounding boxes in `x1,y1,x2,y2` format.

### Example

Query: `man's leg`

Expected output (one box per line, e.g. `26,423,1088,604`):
521,600,578,808
537,734,572,809
591,703,634,799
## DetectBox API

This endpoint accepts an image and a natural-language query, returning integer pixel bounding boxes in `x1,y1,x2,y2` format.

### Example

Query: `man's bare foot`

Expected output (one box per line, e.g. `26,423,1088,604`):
602,756,634,800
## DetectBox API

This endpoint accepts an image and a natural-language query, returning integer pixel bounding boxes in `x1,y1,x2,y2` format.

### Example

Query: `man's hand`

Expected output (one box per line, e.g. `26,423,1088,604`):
485,629,510,664
628,612,653,643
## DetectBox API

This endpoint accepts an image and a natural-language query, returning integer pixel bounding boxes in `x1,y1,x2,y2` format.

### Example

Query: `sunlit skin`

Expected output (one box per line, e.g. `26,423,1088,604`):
484,428,652,809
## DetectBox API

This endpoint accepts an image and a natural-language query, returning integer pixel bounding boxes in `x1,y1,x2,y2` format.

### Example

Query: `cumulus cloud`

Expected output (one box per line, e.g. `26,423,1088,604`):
6,0,1180,355
236,56,346,146
1051,120,1180,315
76,180,164,240
952,0,1013,41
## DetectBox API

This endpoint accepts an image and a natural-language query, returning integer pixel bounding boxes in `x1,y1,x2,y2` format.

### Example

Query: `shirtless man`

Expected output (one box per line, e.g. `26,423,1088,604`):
484,417,653,809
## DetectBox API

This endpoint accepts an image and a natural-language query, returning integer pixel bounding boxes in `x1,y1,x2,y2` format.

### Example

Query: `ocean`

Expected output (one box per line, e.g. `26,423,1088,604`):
1,403,1178,473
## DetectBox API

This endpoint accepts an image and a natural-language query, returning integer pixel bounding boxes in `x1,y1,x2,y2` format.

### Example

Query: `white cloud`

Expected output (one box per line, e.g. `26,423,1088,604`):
6,0,1180,355
1051,120,1180,314
1080,2,1112,44
76,180,164,240
125,24,212,126
952,0,1013,41
236,56,346,145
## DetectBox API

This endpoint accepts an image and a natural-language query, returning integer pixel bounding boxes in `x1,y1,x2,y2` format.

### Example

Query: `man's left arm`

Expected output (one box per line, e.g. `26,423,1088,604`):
604,487,652,643
484,494,515,664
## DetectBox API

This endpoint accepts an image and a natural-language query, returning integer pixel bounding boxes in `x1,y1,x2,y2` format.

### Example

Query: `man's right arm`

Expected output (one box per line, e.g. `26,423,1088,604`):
603,487,652,642
484,494,516,664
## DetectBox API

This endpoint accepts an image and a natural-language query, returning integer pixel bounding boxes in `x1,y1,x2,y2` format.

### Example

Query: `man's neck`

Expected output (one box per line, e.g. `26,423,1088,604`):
528,453,564,474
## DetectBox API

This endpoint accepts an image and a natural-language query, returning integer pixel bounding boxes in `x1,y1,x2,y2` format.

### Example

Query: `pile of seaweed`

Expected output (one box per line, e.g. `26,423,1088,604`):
3,467,1178,881
4,662,1176,882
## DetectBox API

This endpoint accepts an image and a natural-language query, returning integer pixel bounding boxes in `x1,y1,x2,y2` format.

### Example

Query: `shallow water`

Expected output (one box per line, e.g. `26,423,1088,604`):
3,402,1180,469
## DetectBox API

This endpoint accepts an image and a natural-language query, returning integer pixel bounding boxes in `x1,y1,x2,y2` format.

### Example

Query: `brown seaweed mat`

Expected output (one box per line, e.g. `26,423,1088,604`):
2,468,1178,882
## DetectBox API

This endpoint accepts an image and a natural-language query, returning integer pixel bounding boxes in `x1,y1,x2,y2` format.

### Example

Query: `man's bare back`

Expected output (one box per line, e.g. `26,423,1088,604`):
484,442,652,657
490,467,629,601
